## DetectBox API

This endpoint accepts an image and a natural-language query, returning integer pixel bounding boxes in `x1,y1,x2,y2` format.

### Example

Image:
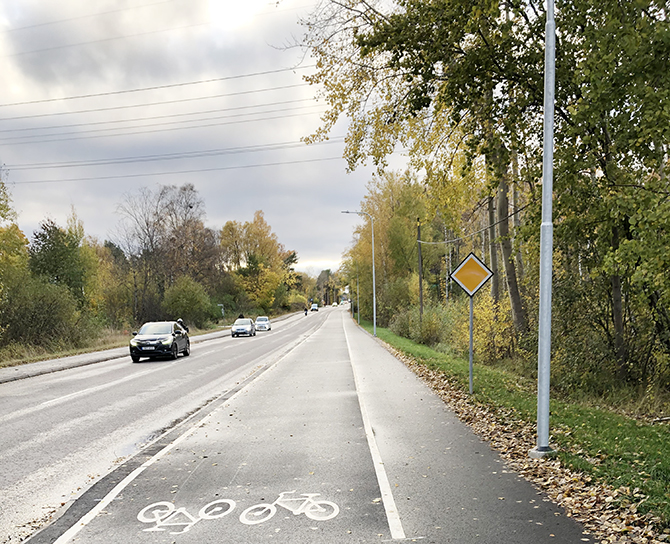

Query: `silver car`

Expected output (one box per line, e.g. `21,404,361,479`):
255,316,271,331
231,318,256,337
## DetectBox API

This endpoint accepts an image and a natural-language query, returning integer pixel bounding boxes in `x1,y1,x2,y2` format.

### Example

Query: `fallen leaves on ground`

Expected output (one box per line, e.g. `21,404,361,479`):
385,345,669,544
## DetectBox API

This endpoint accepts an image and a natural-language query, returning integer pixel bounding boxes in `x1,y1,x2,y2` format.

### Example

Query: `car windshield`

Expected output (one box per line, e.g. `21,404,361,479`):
256,317,268,322
234,319,251,325
138,322,172,335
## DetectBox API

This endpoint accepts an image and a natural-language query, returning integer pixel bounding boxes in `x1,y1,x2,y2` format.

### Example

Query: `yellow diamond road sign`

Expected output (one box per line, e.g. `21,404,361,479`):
451,253,493,297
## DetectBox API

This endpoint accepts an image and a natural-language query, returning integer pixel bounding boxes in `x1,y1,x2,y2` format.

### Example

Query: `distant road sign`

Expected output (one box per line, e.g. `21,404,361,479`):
451,253,493,297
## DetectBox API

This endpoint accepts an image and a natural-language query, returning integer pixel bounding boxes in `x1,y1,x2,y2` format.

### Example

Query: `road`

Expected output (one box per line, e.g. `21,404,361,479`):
2,308,594,543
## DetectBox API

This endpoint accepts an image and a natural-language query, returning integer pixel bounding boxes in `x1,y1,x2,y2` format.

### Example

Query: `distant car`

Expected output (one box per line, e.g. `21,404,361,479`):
310,303,319,311
332,302,338,307
129,321,190,363
232,318,256,337
255,316,271,331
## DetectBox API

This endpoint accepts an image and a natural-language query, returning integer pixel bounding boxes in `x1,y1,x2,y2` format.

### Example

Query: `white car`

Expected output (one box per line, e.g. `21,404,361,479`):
255,316,271,331
231,318,256,337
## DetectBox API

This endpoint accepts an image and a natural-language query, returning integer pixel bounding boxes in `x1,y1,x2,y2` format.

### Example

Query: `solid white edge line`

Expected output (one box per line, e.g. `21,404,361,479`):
51,329,316,544
343,315,407,540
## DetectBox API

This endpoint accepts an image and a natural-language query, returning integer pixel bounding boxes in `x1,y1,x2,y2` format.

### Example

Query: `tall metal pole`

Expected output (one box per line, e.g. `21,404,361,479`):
469,296,474,395
531,0,555,459
342,210,377,336
369,213,377,337
357,272,360,325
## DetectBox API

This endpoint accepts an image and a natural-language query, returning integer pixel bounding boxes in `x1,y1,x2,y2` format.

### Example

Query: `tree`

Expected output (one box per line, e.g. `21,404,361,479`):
219,210,299,314
115,183,220,323
162,276,216,328
304,0,670,390
28,213,94,306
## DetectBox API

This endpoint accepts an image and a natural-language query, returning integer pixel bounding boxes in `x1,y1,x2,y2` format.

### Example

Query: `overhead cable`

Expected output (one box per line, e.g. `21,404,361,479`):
10,156,345,185
417,203,532,245
6,138,345,171
0,84,310,121
0,66,315,108
0,109,327,146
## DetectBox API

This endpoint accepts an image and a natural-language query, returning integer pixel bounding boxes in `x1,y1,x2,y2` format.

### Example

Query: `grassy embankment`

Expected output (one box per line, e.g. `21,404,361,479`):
357,319,670,530
0,325,224,369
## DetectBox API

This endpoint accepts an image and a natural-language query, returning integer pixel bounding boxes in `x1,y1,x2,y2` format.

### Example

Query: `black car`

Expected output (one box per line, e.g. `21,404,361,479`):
130,321,190,363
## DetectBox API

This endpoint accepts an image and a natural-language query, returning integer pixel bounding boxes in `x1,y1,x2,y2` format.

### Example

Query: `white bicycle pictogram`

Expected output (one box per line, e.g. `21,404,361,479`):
137,498,236,534
239,491,339,525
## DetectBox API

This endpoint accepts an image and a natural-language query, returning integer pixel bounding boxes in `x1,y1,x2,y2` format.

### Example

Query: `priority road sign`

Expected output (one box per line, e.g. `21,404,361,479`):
449,253,493,395
450,253,493,297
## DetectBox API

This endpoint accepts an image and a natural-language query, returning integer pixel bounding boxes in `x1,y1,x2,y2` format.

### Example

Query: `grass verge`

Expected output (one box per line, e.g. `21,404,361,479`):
359,319,670,534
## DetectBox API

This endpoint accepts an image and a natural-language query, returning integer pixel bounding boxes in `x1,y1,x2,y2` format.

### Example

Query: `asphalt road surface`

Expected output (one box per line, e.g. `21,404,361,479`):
2,308,594,543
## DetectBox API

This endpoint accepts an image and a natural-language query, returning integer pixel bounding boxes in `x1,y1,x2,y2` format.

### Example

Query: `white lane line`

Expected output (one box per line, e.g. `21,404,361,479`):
343,318,406,540
53,377,249,544
52,328,317,544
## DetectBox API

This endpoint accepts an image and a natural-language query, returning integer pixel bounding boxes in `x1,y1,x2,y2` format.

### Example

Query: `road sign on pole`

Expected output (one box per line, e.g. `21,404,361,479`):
450,253,493,394
451,253,493,297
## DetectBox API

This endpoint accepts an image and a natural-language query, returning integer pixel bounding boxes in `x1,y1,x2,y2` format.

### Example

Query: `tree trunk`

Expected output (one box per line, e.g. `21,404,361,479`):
611,226,627,378
511,152,524,283
488,196,499,303
497,175,527,333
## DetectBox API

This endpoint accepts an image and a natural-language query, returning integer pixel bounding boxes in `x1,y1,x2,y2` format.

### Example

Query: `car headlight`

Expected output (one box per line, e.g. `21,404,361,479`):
130,339,138,346
160,336,173,345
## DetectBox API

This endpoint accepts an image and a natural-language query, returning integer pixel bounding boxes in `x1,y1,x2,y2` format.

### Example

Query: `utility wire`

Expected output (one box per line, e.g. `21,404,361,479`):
0,66,315,108
6,138,344,171
0,98,315,133
0,103,326,143
10,156,344,185
0,108,327,146
0,84,310,121
2,21,211,60
417,202,532,245
1,0,179,33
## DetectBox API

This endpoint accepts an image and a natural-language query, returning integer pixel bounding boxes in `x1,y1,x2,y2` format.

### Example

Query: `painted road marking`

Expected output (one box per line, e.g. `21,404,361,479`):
51,327,320,544
343,315,407,540
137,499,236,534
239,491,339,525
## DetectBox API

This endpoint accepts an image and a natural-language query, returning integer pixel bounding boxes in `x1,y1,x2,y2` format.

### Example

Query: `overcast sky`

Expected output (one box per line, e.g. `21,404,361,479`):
0,0,394,275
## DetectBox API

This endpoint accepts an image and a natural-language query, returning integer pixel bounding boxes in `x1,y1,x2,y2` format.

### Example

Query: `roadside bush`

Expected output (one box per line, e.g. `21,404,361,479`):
162,276,218,328
0,275,95,349
389,308,411,338
390,304,455,349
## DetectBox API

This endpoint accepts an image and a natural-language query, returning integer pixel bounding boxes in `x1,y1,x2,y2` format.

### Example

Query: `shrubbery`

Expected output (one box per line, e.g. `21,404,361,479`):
162,276,219,328
0,276,97,350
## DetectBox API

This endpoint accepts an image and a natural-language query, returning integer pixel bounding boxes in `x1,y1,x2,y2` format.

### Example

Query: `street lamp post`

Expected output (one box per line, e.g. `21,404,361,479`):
530,0,556,459
342,210,377,337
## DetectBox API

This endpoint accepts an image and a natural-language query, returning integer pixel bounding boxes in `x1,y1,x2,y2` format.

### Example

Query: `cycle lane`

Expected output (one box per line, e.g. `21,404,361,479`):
342,313,594,543
50,312,390,543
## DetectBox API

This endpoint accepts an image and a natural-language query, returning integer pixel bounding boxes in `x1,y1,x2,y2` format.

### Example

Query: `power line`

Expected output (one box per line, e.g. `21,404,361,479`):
10,156,345,185
0,84,310,121
2,21,211,61
1,0,179,34
0,103,326,143
0,66,315,108
0,108,327,146
417,203,532,245
0,98,315,133
6,138,345,171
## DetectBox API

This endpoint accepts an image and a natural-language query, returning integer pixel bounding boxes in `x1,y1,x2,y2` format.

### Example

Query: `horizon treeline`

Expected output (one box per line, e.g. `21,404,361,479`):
0,182,337,358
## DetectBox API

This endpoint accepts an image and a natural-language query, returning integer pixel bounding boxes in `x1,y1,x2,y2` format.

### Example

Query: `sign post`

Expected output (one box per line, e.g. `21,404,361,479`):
450,253,493,394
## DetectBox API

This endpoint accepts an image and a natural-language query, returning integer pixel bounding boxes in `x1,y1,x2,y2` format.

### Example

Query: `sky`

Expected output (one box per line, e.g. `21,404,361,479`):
0,0,392,275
